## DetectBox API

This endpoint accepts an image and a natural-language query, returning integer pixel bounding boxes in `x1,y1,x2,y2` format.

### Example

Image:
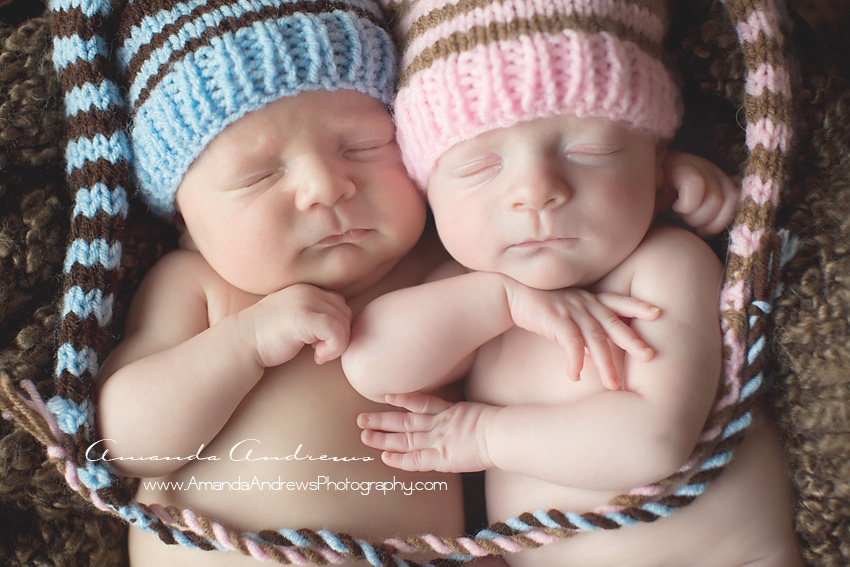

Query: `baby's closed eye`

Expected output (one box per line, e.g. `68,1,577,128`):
563,145,621,167
239,169,285,188
341,138,398,161
450,154,502,182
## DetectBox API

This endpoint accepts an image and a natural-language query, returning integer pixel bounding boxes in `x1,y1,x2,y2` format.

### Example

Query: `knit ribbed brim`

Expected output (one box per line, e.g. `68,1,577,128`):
388,0,681,189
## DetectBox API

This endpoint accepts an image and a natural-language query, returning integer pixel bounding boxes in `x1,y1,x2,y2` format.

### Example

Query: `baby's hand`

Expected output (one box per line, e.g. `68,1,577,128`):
661,151,740,236
247,283,351,368
504,284,660,390
358,393,497,473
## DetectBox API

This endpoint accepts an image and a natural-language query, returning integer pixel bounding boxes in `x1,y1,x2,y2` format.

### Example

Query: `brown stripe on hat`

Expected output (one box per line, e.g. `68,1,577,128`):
744,90,790,126
401,0,667,50
52,5,108,40
743,145,787,192
68,158,132,195
65,107,127,144
399,12,663,87
741,36,785,71
722,0,769,27
117,0,204,47
121,0,246,88
67,204,125,245
125,0,385,107
55,56,113,93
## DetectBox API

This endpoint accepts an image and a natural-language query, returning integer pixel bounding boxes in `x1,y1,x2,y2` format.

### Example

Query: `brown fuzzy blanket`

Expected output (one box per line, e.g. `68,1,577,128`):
1,0,848,565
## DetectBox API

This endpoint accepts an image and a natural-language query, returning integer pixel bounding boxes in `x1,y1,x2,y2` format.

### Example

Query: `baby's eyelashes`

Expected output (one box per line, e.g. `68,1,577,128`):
450,155,502,181
341,139,397,162
233,168,285,190
562,145,621,167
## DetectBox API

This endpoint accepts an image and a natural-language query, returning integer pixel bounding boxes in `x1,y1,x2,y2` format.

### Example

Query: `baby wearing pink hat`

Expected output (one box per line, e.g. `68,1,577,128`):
343,0,803,565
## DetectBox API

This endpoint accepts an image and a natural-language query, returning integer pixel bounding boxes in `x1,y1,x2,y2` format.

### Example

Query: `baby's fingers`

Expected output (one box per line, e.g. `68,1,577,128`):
595,293,661,321
360,429,434,455
694,175,740,236
578,321,620,390
552,324,586,382
583,303,653,362
381,449,443,472
669,163,706,216
357,409,435,433
310,314,350,364
384,392,453,415
595,316,655,364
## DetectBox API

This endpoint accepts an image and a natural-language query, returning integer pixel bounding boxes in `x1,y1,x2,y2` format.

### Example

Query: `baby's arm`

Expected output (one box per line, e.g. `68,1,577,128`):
97,251,350,477
659,150,740,236
360,228,723,491
344,263,658,401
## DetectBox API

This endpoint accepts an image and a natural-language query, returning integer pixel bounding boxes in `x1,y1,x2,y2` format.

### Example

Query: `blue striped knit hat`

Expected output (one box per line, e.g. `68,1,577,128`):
45,0,399,539
61,0,398,218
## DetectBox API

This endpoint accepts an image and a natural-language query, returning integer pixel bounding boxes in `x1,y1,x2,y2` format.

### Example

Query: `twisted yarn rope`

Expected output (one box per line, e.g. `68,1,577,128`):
0,0,793,565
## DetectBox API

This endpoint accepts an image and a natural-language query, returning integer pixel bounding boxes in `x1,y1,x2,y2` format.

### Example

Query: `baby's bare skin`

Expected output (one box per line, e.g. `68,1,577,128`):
94,91,466,567
347,115,803,566
461,419,796,567
482,420,797,567
125,244,463,567
469,291,799,566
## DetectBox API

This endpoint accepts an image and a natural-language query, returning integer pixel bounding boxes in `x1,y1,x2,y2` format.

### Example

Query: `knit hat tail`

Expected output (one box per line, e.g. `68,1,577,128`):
388,0,681,188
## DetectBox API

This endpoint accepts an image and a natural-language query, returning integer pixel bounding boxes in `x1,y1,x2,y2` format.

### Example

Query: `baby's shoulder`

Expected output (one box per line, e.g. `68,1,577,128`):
632,226,722,270
618,226,723,295
127,249,231,319
139,249,221,291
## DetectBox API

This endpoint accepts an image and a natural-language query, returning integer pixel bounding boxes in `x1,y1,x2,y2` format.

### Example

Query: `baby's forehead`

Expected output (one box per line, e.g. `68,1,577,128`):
438,114,644,156
194,90,396,161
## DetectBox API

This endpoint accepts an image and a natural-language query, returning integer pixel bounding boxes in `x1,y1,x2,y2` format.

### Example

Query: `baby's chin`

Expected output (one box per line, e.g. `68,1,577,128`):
481,269,572,292
496,263,588,291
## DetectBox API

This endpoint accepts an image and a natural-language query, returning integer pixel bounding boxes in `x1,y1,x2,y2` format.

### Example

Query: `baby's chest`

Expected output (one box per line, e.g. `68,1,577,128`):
466,275,632,406
204,289,384,451
466,328,623,406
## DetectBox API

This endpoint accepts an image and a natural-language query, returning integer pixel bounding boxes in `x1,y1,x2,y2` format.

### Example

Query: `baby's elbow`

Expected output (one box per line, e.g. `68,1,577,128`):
642,427,699,483
341,351,389,403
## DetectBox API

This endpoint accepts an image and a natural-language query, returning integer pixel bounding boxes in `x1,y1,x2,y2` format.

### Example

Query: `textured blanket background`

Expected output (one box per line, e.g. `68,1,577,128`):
1,0,849,565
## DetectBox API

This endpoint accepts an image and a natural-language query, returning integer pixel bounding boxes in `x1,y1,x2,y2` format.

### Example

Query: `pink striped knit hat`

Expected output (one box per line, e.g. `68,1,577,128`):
389,0,682,188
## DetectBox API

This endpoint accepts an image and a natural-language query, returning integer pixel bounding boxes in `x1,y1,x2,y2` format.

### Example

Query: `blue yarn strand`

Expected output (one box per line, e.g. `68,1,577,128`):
72,185,129,220
357,539,382,566
64,80,124,117
531,510,561,529
55,343,99,378
61,286,114,326
52,34,109,70
65,131,131,173
64,238,122,272
48,0,112,17
316,530,348,553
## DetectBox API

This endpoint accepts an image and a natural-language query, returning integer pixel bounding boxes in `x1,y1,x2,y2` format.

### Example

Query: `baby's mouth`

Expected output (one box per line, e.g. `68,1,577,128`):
510,237,577,250
317,229,372,246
